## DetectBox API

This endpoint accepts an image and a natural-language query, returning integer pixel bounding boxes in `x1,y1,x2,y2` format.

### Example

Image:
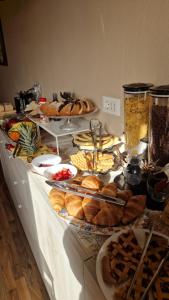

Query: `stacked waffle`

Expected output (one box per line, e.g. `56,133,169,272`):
70,151,114,173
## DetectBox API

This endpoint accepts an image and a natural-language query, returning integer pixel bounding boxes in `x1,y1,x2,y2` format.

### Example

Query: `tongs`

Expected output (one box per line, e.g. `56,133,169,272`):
127,224,155,299
127,224,169,300
46,180,126,207
89,119,102,174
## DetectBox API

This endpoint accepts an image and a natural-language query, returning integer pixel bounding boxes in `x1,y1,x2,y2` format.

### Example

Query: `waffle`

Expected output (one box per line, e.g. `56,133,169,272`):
70,151,114,172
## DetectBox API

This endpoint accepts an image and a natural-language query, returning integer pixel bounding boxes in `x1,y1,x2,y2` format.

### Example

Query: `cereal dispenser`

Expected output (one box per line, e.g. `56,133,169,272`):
123,83,153,157
149,85,169,167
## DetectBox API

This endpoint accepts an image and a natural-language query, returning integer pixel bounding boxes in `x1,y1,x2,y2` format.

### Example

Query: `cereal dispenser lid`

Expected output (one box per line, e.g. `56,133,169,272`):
150,85,169,96
123,83,153,93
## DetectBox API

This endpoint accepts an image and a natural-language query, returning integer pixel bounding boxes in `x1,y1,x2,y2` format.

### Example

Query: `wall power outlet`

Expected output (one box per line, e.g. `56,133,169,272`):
102,96,120,116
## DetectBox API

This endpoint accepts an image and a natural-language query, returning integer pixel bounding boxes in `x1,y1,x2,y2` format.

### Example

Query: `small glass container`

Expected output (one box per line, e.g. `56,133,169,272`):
124,156,142,186
149,85,169,167
123,83,153,156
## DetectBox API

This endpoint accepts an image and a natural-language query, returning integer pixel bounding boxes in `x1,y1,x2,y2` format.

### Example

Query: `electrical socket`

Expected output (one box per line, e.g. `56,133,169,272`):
102,96,120,116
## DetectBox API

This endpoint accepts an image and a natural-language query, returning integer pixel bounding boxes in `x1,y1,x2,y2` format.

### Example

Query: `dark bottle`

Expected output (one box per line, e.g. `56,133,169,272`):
124,156,142,186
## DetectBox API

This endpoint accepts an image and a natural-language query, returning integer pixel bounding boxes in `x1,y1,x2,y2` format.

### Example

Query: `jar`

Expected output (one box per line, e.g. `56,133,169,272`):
123,83,153,156
149,85,169,167
124,156,142,186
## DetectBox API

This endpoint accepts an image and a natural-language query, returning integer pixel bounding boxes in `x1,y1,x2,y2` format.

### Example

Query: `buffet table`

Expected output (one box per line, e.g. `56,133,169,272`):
1,126,169,300
0,129,107,300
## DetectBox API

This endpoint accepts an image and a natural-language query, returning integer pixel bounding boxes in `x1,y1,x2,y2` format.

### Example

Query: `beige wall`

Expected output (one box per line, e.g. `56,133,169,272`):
0,0,169,135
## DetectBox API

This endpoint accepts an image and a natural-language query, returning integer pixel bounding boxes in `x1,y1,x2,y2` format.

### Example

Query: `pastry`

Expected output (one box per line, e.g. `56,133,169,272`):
0,103,4,112
82,198,100,223
102,230,142,285
92,203,123,226
4,102,13,112
48,188,65,211
48,175,145,227
70,101,82,115
82,99,95,113
122,195,146,225
65,193,84,219
110,232,169,300
40,103,58,116
101,183,117,197
81,175,102,190
58,102,73,116
40,98,95,116
117,190,133,202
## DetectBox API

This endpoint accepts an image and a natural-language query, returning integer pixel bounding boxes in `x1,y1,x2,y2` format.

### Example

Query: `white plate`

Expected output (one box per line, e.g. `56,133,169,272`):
96,228,169,300
44,163,77,181
31,154,61,175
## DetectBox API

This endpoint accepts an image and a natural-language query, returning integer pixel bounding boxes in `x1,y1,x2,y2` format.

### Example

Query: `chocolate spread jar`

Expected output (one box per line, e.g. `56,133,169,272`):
149,85,169,167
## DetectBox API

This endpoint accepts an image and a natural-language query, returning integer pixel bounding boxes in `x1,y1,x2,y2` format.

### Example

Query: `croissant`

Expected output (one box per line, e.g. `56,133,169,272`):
101,183,117,197
122,195,146,225
82,198,100,223
92,203,123,226
81,175,102,190
117,190,133,202
48,188,65,211
65,193,84,220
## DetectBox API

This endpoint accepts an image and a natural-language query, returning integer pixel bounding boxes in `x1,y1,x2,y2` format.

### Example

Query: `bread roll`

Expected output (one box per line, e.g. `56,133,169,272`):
82,198,100,223
81,175,102,190
65,193,84,219
101,183,117,197
49,188,65,211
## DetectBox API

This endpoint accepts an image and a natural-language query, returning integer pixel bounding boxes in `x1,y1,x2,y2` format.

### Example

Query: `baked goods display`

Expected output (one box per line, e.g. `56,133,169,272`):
99,229,169,300
73,131,120,150
70,151,114,173
0,102,14,114
48,175,146,227
40,99,96,116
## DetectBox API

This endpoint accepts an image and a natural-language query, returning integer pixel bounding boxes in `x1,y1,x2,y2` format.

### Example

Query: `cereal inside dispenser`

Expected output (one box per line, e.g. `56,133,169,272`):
123,83,153,157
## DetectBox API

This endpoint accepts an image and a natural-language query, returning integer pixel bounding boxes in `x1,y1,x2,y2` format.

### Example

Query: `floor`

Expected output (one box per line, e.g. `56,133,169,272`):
0,169,50,300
